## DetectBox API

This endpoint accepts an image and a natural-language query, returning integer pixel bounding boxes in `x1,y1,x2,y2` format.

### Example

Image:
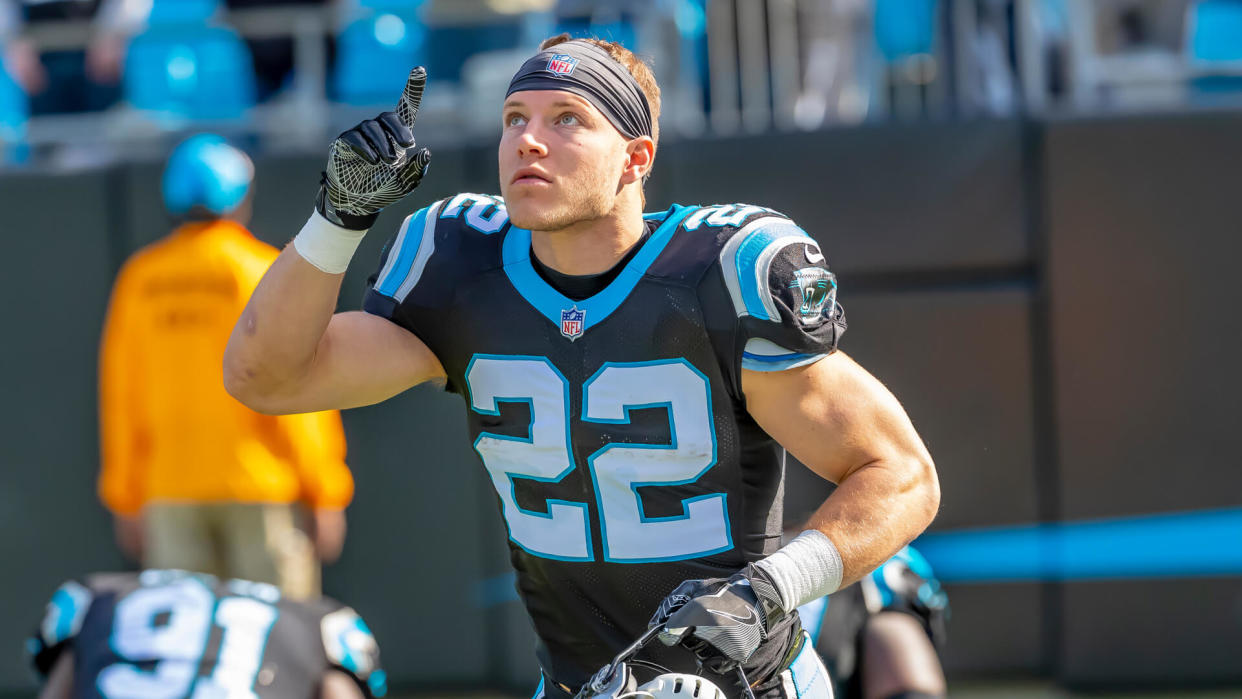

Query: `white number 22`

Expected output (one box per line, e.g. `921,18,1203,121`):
467,356,732,563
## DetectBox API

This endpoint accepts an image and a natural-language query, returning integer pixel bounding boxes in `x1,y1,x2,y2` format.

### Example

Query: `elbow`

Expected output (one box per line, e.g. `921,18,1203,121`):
222,352,285,415
911,452,941,533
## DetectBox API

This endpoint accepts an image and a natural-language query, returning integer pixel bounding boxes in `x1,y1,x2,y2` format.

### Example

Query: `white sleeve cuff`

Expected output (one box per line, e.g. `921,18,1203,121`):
753,529,844,611
292,210,368,274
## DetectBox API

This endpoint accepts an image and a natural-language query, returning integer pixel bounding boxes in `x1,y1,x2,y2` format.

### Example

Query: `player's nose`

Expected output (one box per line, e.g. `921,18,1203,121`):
515,126,548,159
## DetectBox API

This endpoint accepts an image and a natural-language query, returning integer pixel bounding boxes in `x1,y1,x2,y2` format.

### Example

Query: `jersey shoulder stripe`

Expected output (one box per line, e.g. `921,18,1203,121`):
717,214,817,322
372,193,510,303
373,200,444,301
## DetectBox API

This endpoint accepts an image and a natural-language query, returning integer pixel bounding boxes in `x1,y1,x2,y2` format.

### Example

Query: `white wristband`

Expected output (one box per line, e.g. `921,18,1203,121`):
753,529,844,611
292,210,368,274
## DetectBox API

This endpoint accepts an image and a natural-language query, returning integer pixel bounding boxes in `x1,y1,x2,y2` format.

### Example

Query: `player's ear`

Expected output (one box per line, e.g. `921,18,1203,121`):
621,136,655,186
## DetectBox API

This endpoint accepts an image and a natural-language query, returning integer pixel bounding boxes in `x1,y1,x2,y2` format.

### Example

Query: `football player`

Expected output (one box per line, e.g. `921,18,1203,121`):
224,35,940,699
28,569,385,699
800,546,948,699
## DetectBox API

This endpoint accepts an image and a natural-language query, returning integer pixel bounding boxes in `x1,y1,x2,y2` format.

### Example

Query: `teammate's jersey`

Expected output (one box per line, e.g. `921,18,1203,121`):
802,546,948,699
363,194,846,691
28,570,386,699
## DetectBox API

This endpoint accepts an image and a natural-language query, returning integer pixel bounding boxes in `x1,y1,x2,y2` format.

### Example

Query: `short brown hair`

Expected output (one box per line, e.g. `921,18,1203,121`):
538,34,661,148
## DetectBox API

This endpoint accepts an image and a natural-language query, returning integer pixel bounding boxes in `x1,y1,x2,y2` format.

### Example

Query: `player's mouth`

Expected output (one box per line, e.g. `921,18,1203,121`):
511,168,552,185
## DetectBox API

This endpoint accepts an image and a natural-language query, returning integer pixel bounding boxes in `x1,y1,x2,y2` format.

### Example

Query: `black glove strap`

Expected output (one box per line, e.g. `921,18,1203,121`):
742,564,788,630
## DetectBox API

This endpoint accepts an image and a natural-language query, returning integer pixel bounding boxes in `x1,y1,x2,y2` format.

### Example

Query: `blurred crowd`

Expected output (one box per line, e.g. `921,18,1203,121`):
1,0,1241,168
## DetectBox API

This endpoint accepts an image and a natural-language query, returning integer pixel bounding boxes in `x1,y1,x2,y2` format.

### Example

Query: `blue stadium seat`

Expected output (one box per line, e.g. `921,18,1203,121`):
333,1,429,105
421,6,551,87
874,0,939,62
147,0,220,26
0,46,29,163
123,0,256,121
1189,0,1242,62
1188,0,1242,96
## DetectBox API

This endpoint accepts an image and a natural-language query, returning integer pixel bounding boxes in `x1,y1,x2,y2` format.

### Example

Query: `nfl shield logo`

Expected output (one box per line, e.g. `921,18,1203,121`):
560,306,585,341
546,54,578,76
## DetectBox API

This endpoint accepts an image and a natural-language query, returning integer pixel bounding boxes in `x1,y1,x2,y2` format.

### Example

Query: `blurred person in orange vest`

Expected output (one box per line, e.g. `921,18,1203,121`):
98,133,353,599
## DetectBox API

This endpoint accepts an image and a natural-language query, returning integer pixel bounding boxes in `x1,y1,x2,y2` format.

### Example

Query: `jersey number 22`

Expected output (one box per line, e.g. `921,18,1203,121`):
467,356,732,563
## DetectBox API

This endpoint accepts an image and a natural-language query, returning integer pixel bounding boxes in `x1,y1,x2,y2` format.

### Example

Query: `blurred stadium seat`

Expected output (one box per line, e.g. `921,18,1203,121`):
1187,0,1242,96
425,20,526,85
123,0,257,122
1188,0,1242,62
0,44,28,163
555,11,638,51
333,0,428,105
874,0,939,62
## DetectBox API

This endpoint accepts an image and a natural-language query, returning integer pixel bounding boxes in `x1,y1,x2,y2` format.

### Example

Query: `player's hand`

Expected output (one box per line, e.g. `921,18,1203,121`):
649,565,787,672
317,67,433,230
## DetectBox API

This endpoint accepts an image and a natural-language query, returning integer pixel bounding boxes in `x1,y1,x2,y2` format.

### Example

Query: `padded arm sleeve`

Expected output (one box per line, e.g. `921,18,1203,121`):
718,219,846,372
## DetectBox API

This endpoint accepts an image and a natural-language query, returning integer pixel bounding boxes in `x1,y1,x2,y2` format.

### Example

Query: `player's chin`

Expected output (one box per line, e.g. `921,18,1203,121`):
506,200,560,231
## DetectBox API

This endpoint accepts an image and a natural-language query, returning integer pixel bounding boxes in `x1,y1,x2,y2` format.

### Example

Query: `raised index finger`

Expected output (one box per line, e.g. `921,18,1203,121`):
395,66,426,129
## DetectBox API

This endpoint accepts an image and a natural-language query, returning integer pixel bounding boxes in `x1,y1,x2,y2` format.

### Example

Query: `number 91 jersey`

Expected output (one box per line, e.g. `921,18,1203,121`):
363,194,846,689
28,570,386,699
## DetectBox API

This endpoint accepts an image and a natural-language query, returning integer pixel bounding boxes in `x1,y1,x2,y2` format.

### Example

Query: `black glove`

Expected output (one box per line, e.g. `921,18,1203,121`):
317,67,433,230
649,564,787,672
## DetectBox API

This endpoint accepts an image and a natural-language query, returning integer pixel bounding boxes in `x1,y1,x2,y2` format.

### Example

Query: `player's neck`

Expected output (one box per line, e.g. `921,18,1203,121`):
530,197,646,276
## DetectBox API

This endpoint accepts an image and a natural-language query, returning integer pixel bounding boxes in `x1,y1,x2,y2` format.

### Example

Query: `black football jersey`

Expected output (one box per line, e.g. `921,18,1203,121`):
363,194,846,691
28,570,385,699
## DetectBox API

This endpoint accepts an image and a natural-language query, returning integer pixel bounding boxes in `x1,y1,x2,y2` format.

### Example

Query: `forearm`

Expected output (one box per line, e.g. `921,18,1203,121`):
224,232,350,404
803,454,939,588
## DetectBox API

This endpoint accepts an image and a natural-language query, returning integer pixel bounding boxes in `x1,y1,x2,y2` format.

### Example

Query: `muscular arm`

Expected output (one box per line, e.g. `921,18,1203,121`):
223,243,444,415
743,351,939,587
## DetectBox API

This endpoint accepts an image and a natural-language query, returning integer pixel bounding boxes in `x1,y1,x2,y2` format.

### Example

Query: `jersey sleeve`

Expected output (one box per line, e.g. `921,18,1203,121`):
320,606,387,698
718,217,847,372
362,200,444,329
27,580,94,678
362,193,509,330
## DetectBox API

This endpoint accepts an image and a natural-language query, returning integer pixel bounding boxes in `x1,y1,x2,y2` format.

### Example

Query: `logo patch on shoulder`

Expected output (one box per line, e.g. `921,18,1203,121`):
546,54,578,76
789,268,837,322
560,306,585,341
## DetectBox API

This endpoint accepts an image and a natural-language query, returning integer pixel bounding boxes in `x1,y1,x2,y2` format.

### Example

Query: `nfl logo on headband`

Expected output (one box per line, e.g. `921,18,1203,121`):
546,54,578,76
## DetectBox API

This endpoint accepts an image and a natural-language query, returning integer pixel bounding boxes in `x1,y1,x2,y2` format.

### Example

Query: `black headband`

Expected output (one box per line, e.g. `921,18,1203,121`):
506,40,653,141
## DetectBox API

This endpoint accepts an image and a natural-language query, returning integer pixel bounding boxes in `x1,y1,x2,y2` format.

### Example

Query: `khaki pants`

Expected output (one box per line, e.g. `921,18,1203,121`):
142,502,320,600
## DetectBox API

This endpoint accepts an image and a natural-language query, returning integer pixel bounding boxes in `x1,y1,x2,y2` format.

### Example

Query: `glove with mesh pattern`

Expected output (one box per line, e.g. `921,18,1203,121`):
316,67,433,230
648,564,787,673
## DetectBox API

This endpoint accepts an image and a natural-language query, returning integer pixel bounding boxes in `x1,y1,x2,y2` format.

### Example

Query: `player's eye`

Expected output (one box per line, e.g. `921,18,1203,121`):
557,113,580,127
504,113,527,127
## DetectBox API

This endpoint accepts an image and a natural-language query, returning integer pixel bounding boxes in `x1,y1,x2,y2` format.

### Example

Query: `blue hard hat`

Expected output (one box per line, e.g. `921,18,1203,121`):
162,134,253,216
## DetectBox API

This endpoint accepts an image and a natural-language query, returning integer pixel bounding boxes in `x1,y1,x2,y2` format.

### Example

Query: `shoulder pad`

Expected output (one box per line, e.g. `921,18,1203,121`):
718,215,834,324
371,193,508,304
682,203,785,231
28,580,94,677
39,580,93,647
321,607,386,697
438,193,509,234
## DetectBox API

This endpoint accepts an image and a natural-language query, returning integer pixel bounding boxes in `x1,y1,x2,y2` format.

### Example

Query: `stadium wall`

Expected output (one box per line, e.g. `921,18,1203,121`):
2,112,1240,695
